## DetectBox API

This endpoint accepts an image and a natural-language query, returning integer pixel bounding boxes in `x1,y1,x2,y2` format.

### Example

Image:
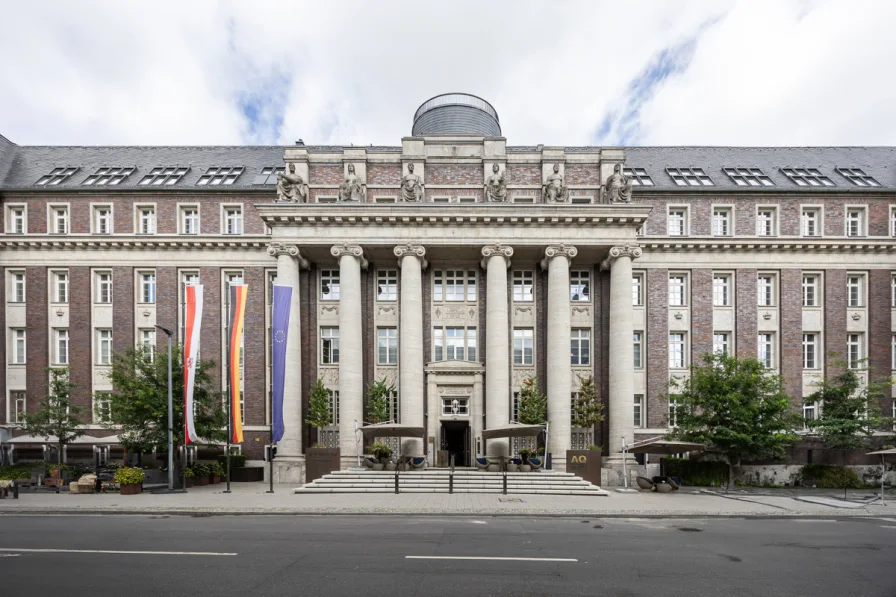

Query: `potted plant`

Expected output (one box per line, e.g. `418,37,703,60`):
115,466,145,495
211,462,224,484
192,463,210,486
519,449,532,472
184,466,195,488
371,442,391,471
305,378,340,484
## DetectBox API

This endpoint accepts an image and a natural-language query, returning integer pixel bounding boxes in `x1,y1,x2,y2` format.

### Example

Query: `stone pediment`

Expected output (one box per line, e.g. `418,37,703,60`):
424,360,485,375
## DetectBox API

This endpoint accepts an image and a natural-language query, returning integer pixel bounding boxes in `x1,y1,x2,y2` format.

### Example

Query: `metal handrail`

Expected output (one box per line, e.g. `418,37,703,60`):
413,93,499,124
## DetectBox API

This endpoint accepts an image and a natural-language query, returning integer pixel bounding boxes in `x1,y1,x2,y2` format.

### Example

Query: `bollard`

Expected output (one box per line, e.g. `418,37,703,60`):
13,480,18,499
503,471,507,495
449,454,455,494
394,469,399,494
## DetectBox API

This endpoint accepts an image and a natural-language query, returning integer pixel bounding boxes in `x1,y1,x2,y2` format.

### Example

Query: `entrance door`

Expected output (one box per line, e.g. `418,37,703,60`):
440,421,470,467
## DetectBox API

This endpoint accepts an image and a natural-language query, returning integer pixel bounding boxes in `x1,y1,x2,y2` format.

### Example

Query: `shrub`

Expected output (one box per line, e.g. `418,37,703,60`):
217,454,247,468
0,465,33,481
192,463,210,477
661,458,729,487
114,467,145,485
370,442,392,460
211,462,225,477
799,464,864,489
587,445,602,452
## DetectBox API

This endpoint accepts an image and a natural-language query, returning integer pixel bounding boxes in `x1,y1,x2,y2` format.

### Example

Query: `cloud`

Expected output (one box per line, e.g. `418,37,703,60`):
0,0,893,147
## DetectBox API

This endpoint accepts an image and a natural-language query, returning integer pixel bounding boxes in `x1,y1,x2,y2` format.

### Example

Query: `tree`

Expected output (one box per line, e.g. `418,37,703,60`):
21,367,87,465
572,374,605,447
306,378,333,446
103,346,226,453
366,377,395,424
517,376,547,425
667,353,802,488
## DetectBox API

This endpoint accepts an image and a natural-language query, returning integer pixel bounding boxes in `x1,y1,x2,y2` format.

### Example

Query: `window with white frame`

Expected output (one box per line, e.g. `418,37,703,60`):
802,333,818,369
847,333,863,369
571,329,590,365
800,207,820,237
782,167,834,187
373,196,396,204
137,206,155,234
82,166,136,186
570,196,591,205
97,329,113,365
758,274,775,307
802,275,819,307
846,207,865,237
756,208,776,236
713,274,731,307
667,167,714,186
179,272,199,343
10,272,25,303
434,327,477,362
95,271,112,304
511,393,520,422
513,328,534,365
713,332,730,356
140,328,156,362
892,275,896,308
633,331,643,368
55,329,69,365
847,274,865,307
12,329,26,364
321,328,340,364
139,272,156,304
198,166,243,186
93,206,112,234
253,166,284,185
892,334,896,370
803,402,818,429
376,270,397,301
12,391,26,424
891,207,896,237
513,271,534,302
327,389,340,425
712,207,732,236
669,333,686,369
668,208,687,236
224,206,243,235
632,274,644,306
512,196,535,204
51,206,69,234
139,166,189,186
633,395,645,428
7,206,25,234
669,274,687,307
94,393,112,424
51,271,68,304
320,270,339,301
570,270,589,302
434,270,476,302
668,397,681,428
758,333,775,368
377,327,398,365
180,206,199,234
388,391,399,423
442,398,469,415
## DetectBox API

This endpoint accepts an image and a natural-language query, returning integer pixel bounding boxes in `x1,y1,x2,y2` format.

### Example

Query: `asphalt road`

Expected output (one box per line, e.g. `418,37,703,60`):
0,515,894,597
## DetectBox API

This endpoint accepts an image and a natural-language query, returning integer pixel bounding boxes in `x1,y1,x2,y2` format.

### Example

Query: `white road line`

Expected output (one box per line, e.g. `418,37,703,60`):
406,556,577,562
0,548,236,557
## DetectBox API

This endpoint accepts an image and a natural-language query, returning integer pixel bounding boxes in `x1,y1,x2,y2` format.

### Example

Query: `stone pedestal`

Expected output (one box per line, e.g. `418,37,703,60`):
272,457,306,485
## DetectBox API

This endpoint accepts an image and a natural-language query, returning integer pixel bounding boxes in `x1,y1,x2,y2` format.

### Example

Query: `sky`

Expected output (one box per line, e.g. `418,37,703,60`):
1,0,895,148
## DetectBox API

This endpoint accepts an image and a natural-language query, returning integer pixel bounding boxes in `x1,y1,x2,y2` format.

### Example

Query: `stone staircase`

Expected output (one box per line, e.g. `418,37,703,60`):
294,469,608,496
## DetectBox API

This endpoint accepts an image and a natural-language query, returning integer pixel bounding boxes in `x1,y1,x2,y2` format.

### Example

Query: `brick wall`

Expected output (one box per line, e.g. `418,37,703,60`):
243,267,266,427
68,267,92,414
780,269,803,403
565,164,600,186
646,268,668,428
154,267,177,350
0,267,4,423
535,267,548,390
733,197,757,236
426,165,481,186
300,266,315,449
690,269,713,363
868,270,892,388
70,199,91,234
824,269,847,376
869,203,891,236
309,165,344,186
690,200,712,236
424,188,484,202
112,266,134,355
367,164,401,185
506,164,540,185
594,269,611,448
362,268,373,401
25,199,47,234
735,269,757,358
25,267,48,411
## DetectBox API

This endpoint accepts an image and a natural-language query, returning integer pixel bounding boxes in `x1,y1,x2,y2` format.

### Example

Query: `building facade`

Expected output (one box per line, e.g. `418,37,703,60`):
1,94,895,483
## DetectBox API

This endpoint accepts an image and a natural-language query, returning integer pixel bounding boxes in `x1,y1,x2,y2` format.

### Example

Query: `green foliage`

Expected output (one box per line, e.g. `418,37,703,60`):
114,467,145,485
104,346,226,452
370,442,392,460
661,458,730,487
306,378,333,430
799,464,864,489
217,453,247,468
192,463,210,477
587,445,602,452
20,368,87,465
184,466,195,478
366,378,395,424
804,363,892,450
667,353,802,485
517,376,547,425
572,375,605,442
211,462,225,477
0,465,34,481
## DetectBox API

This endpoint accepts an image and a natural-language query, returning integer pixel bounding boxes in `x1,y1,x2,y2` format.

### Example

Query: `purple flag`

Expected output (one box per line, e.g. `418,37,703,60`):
271,285,293,443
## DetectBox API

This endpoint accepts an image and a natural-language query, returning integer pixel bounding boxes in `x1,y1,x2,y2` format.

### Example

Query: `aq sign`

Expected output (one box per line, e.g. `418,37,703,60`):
566,450,601,485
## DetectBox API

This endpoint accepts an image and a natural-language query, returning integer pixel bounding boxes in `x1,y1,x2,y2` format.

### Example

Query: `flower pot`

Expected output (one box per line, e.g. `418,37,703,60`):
120,483,141,496
194,476,209,486
186,477,194,488
372,463,385,471
385,462,397,471
212,475,221,484
506,463,519,473
520,464,532,473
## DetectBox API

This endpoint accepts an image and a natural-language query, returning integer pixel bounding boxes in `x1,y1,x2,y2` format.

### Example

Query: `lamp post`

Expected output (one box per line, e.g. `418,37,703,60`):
155,325,174,491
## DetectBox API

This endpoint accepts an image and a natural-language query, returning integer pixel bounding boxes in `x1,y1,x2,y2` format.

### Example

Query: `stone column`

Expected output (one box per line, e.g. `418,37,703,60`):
472,371,484,458
602,245,643,468
394,243,427,456
426,375,438,466
481,244,513,457
542,244,577,471
266,242,309,484
331,243,367,466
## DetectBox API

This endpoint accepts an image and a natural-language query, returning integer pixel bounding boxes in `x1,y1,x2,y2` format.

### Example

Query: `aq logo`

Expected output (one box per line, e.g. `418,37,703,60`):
571,455,588,464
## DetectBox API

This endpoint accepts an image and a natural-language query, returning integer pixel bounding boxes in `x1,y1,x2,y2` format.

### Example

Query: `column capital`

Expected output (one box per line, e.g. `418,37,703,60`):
331,243,368,268
540,243,577,269
600,244,642,271
480,243,513,269
267,242,309,268
394,243,428,269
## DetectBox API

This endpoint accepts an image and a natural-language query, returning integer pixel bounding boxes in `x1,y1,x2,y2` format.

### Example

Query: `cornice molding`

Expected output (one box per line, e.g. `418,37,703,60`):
0,235,273,251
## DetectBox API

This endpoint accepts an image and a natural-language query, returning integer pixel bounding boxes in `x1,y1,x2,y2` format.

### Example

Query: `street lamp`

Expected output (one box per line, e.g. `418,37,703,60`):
154,325,174,491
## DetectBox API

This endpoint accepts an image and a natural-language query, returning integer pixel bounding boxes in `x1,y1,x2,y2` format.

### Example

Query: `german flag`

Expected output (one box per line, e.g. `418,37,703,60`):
228,284,248,443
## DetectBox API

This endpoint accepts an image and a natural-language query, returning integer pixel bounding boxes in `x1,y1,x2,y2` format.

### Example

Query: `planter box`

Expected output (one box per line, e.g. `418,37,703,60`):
185,477,194,488
194,476,210,486
211,475,221,484
306,448,340,484
229,467,264,483
120,483,142,496
566,450,602,485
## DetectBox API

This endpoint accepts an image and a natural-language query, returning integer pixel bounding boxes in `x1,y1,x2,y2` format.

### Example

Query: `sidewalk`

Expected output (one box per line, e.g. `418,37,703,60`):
1,484,895,517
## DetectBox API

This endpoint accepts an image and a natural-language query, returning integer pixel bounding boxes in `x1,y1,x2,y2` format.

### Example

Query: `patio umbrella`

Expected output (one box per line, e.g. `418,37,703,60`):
481,423,545,440
866,448,896,506
627,439,707,455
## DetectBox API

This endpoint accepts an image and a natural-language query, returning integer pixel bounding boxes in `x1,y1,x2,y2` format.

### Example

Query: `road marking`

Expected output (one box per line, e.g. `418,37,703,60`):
0,554,20,558
0,548,236,557
876,517,896,523
406,556,577,562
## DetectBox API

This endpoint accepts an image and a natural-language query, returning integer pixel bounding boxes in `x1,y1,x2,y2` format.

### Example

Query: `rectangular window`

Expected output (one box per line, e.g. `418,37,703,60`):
669,275,687,307
10,272,25,303
179,272,199,342
181,207,199,235
321,328,340,364
442,398,469,415
12,329,26,364
756,208,776,236
801,208,819,237
377,327,398,365
12,391,26,424
633,331,643,368
758,274,775,307
139,272,156,304
712,274,731,307
803,403,818,429
94,393,112,424
513,271,534,302
434,270,476,302
570,270,589,302
668,209,687,236
434,327,477,362
892,275,896,308
138,207,155,234
847,275,864,307
53,271,68,303
55,329,69,365
95,272,112,304
712,207,731,236
802,275,819,307
633,395,645,428
758,333,774,368
669,333,686,369
847,333,863,369
376,270,397,301
513,328,534,365
713,332,730,356
632,274,644,306
388,391,400,422
571,329,590,365
52,207,69,234
97,329,113,365
320,270,340,301
224,206,243,235
802,333,818,369
846,208,865,237
328,390,340,425
8,207,25,234
511,393,520,422
93,206,112,234
668,398,680,428
892,335,896,371
140,328,156,362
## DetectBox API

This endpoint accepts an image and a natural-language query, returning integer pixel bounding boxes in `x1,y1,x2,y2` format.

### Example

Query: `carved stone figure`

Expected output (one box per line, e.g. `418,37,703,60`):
604,163,633,204
400,163,425,202
338,163,366,202
484,163,507,202
276,163,307,203
542,164,569,203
